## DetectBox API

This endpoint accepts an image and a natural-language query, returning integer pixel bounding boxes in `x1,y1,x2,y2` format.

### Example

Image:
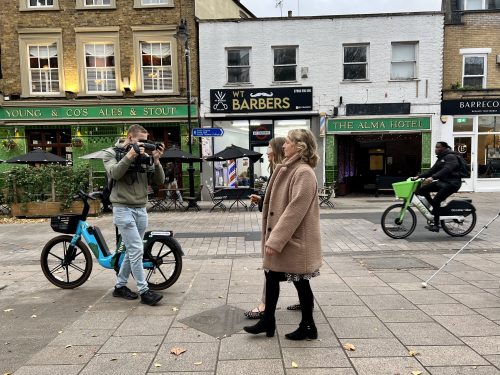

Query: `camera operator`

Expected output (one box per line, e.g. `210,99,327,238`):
103,124,165,306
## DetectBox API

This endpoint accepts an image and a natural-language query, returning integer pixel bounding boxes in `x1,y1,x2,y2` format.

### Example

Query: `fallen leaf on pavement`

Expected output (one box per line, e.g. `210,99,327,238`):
172,307,179,312
65,345,72,349
291,361,298,368
110,358,117,361
408,350,420,357
154,363,162,367
343,343,356,351
170,347,187,356
58,331,63,334
3,309,13,312
132,353,137,356
30,315,37,318
194,361,202,365
411,371,422,375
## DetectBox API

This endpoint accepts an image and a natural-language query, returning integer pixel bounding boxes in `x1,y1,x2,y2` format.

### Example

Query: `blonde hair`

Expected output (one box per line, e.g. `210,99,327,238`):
287,129,319,168
268,137,286,173
128,124,148,136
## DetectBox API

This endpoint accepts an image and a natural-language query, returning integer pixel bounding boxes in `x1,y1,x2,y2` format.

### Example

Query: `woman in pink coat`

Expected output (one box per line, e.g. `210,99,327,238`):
244,128,322,340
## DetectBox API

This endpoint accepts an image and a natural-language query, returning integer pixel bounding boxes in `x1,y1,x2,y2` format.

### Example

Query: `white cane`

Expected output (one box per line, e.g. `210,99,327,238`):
422,212,500,288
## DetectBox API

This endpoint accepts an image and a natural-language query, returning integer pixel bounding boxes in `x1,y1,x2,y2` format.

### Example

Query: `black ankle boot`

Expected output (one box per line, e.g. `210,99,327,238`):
243,318,276,337
285,322,318,340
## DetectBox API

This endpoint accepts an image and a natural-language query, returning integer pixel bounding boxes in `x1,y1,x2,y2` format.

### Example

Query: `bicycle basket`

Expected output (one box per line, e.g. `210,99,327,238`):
50,214,82,234
392,180,418,200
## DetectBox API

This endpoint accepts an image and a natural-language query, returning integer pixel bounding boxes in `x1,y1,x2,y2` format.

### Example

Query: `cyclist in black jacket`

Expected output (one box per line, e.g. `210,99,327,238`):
415,141,462,232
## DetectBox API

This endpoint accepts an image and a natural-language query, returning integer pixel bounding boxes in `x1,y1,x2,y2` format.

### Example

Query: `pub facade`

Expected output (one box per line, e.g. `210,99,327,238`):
199,12,444,194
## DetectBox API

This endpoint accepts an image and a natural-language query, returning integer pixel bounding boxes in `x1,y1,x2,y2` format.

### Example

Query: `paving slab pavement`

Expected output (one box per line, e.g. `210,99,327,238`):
1,193,500,374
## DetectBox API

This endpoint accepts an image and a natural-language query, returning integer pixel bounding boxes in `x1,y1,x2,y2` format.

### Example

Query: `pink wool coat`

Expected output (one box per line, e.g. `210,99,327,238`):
262,154,322,274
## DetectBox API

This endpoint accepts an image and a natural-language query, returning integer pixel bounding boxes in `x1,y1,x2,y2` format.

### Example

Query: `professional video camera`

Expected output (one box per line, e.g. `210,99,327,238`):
118,140,163,173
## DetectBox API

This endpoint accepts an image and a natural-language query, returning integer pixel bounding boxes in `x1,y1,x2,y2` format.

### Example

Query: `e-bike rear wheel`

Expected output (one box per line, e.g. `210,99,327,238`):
41,235,93,289
381,204,417,239
144,237,183,290
441,211,477,237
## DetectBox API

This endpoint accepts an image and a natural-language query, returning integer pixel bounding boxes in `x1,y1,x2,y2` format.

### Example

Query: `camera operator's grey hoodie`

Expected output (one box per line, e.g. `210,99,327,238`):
103,147,165,207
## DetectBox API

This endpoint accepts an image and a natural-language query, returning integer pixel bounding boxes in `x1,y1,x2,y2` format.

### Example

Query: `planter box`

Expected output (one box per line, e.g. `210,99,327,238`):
11,200,101,218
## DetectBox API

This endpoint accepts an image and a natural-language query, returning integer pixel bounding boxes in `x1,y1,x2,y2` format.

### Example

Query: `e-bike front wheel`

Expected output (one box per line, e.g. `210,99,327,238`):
41,235,93,289
381,204,417,239
144,237,183,290
441,211,477,237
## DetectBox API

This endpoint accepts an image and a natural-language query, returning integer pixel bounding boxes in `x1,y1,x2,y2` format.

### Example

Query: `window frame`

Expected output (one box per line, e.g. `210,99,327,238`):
272,46,298,83
390,41,418,80
462,54,487,89
343,44,369,81
133,0,174,8
132,26,179,96
75,0,116,10
75,27,122,96
83,43,117,94
27,43,61,96
18,29,65,97
226,47,251,85
20,0,59,11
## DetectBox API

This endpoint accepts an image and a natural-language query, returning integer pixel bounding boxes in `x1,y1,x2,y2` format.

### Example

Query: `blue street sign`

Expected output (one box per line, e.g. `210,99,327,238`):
192,128,224,137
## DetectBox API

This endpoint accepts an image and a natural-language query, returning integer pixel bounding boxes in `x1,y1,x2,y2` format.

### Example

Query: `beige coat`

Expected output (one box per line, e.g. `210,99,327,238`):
262,154,322,274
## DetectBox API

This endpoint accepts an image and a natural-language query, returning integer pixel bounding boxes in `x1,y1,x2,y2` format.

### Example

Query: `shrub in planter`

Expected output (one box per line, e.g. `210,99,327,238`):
4,164,91,211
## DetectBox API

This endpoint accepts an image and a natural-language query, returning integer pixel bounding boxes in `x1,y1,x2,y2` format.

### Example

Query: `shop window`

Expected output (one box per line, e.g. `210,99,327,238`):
28,43,60,95
84,43,117,94
391,42,417,80
343,44,369,80
479,116,500,132
453,117,474,132
140,42,173,93
463,55,486,89
273,46,297,82
27,129,72,160
226,48,250,84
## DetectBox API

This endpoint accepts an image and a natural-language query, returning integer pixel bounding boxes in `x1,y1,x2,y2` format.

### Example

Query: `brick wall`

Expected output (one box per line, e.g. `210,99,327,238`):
443,12,500,94
0,0,198,98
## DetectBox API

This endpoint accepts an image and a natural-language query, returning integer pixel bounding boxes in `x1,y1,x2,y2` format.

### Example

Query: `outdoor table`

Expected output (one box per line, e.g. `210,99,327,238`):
162,188,186,210
214,186,255,211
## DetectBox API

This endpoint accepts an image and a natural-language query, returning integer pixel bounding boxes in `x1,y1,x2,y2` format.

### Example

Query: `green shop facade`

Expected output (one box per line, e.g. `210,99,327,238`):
0,102,199,188
324,116,432,195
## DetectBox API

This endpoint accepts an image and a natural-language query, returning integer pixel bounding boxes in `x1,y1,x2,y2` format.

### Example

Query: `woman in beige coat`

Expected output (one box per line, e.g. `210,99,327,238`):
244,129,322,340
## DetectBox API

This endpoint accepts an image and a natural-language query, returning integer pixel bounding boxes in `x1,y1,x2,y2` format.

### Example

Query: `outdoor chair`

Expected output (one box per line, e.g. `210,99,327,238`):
318,183,335,208
206,185,226,212
147,186,167,212
184,184,203,211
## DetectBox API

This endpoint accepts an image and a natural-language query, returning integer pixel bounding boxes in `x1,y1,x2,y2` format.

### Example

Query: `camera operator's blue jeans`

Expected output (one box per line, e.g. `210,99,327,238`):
113,207,149,295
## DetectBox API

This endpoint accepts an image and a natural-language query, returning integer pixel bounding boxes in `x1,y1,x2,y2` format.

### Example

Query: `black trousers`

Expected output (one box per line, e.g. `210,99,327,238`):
263,270,314,325
417,181,460,225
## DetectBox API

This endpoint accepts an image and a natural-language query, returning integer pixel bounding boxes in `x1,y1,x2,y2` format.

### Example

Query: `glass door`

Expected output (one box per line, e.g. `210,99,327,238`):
453,136,474,191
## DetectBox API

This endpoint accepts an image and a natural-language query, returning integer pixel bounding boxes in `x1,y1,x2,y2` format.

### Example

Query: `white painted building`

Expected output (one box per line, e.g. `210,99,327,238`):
198,12,444,195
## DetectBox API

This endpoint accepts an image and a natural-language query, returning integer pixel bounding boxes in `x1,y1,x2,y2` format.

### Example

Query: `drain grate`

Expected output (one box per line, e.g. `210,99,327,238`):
179,305,248,338
358,257,437,270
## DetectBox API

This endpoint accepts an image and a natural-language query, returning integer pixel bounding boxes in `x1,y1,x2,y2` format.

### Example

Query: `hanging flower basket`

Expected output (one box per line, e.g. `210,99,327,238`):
2,139,17,151
71,137,84,148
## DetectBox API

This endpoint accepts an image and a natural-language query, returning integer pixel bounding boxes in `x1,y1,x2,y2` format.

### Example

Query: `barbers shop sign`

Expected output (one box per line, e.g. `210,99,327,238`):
210,87,313,113
441,98,500,115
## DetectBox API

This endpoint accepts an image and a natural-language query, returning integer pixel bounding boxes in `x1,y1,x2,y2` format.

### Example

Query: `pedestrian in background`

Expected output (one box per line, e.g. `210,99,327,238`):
244,129,322,340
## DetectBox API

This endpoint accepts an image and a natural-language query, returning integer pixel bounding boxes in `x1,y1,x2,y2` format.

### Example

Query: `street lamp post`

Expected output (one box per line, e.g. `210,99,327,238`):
176,19,197,209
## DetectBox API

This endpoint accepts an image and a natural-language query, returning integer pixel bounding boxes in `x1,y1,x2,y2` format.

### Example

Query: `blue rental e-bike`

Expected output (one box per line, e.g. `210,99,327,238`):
40,191,183,290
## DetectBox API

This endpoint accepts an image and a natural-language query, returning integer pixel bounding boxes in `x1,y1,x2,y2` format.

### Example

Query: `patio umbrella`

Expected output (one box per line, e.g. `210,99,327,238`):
160,147,201,162
205,145,263,163
79,148,112,160
5,148,68,164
